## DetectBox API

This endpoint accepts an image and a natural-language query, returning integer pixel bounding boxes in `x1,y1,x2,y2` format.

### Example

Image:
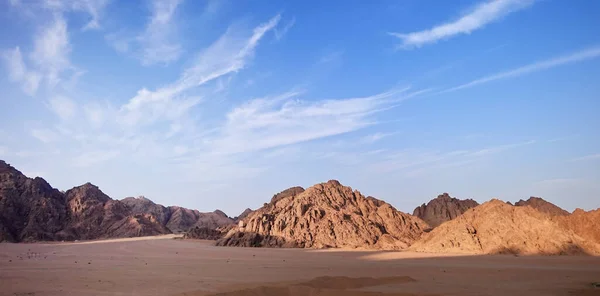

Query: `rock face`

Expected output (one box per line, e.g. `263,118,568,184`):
183,226,224,240
514,197,569,216
217,181,428,250
0,160,68,242
410,200,600,255
121,197,234,233
412,193,479,228
0,160,169,242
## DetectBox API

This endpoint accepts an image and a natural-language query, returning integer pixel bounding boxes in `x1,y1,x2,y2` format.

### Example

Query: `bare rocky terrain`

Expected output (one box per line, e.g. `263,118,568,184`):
217,180,428,250
410,199,600,255
412,193,479,228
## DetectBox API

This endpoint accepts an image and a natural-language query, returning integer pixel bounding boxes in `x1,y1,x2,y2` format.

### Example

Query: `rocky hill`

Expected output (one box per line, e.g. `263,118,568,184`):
0,160,169,242
409,200,599,255
121,197,234,233
514,196,569,216
412,193,479,228
233,208,254,222
217,180,428,250
555,208,600,245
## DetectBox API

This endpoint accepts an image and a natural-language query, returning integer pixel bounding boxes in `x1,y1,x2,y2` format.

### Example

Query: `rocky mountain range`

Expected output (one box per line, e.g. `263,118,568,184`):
412,193,479,228
121,196,234,233
410,199,600,255
0,160,169,242
2,159,599,256
217,180,428,250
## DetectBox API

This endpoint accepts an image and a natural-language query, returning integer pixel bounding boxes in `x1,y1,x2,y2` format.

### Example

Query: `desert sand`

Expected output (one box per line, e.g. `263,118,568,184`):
1,237,599,296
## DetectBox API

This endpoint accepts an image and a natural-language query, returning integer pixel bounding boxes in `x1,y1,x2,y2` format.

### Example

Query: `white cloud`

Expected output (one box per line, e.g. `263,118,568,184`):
28,15,73,89
120,14,281,127
210,90,402,154
40,0,110,30
138,0,184,65
391,0,534,49
441,45,600,93
48,95,77,120
31,128,59,143
1,47,42,96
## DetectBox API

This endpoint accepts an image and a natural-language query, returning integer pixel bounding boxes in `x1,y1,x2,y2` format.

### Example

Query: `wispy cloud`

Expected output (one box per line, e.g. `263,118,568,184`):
210,90,409,154
10,0,110,30
30,128,59,143
138,0,184,65
73,150,120,167
361,132,397,144
274,17,296,41
441,45,600,93
390,0,534,49
120,14,282,127
47,95,77,120
571,153,600,162
1,47,41,96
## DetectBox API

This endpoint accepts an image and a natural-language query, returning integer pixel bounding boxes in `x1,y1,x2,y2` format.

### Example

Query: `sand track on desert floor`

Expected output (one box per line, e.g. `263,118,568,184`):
1,238,599,296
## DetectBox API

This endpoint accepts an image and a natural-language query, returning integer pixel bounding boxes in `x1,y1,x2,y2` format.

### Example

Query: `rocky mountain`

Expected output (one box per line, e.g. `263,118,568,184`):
514,196,569,216
121,197,234,233
0,160,169,242
412,193,479,228
217,180,428,250
555,208,600,245
233,208,254,222
410,200,600,255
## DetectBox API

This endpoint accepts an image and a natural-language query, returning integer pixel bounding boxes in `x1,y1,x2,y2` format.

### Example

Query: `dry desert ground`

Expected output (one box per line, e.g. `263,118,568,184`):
1,236,599,296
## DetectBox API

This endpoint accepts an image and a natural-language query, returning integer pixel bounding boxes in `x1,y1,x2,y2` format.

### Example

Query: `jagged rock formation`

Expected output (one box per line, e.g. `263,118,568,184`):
217,181,428,250
121,197,234,233
234,208,254,222
0,160,169,242
183,226,225,240
410,200,600,255
270,186,305,204
412,193,479,228
514,196,569,216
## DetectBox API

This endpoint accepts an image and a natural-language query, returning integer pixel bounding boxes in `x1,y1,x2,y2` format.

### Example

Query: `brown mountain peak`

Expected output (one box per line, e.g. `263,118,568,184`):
413,193,479,228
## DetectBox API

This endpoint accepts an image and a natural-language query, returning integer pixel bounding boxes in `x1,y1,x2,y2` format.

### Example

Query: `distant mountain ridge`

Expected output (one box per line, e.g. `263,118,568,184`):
121,196,234,233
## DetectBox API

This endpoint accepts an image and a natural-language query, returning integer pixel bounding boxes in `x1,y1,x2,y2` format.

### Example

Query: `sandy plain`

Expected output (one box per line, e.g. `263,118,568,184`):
1,236,599,296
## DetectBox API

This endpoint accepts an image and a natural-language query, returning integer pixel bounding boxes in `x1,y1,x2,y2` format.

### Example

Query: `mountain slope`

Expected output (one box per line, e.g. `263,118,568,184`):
217,180,428,250
514,196,569,216
410,200,599,255
412,193,479,228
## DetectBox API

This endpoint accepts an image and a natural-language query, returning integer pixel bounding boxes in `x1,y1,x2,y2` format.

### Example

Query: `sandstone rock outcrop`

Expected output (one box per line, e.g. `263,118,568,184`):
412,193,479,228
409,200,599,255
234,208,254,222
217,181,428,250
514,196,569,216
555,208,600,245
0,160,169,242
183,226,225,240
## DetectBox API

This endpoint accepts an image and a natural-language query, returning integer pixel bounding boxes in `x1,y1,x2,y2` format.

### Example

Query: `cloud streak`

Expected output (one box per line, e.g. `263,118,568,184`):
138,0,184,65
441,45,600,93
391,0,534,49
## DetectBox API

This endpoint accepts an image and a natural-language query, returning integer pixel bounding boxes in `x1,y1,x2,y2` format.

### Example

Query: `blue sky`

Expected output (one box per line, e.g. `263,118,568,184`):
1,0,599,216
